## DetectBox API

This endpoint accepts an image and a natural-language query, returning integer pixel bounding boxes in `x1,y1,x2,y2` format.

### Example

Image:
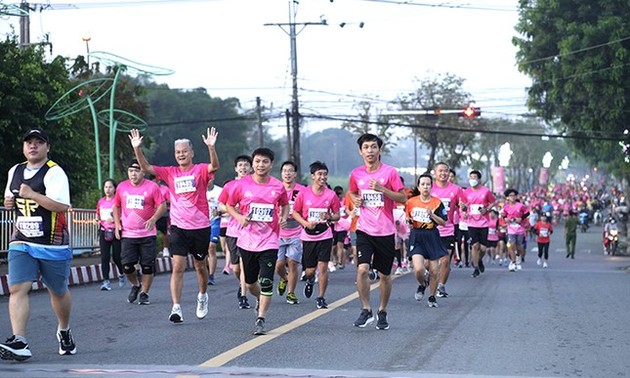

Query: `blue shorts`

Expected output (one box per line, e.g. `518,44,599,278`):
8,245,71,295
278,237,303,263
209,218,221,243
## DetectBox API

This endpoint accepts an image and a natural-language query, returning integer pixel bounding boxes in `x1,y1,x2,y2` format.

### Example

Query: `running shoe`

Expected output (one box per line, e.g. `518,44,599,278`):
196,292,209,319
118,275,126,288
277,279,288,296
328,261,337,272
169,305,183,323
0,335,32,361
436,285,448,298
286,292,299,305
478,259,485,273
207,274,215,286
353,309,374,328
471,268,480,278
253,317,266,335
543,261,548,268
428,295,438,308
537,258,542,266
138,292,150,305
394,267,403,275
127,285,141,303
100,280,111,291
415,284,425,301
316,297,328,309
57,329,77,356
304,280,314,299
375,310,389,330
508,261,516,272
516,263,522,271
239,296,251,309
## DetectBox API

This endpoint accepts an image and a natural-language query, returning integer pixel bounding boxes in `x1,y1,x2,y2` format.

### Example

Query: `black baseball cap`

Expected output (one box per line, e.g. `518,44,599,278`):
23,128,50,144
128,159,142,170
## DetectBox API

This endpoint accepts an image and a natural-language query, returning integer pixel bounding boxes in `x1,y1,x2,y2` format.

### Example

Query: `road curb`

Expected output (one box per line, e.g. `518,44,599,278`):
0,255,194,296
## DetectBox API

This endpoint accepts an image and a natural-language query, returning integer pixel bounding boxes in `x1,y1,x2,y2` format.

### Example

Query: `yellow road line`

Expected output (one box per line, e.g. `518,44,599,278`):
199,273,406,368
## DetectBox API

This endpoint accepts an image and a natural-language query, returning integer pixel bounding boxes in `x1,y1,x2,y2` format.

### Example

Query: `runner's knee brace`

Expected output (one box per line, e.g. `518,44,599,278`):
123,264,136,275
141,264,154,275
258,277,273,296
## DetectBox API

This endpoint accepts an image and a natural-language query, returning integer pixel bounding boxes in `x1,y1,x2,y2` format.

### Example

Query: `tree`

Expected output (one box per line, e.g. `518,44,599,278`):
340,100,397,154
0,38,95,207
390,73,480,171
513,0,630,186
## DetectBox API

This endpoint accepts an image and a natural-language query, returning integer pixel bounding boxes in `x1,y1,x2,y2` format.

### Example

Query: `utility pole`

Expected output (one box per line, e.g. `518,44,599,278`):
256,96,264,147
265,1,327,179
19,1,30,47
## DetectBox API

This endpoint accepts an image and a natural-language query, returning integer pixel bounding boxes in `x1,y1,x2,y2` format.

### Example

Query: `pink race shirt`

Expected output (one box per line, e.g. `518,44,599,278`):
279,183,306,239
293,186,340,242
349,163,404,236
153,164,213,230
219,180,240,238
431,181,464,237
228,175,289,252
114,179,164,238
502,202,529,235
96,197,116,231
461,185,496,228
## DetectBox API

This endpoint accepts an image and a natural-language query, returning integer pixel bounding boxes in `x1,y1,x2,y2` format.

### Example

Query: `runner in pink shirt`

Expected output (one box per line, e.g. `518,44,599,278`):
291,161,340,310
129,127,219,324
226,148,289,336
348,133,407,330
113,160,166,306
459,170,496,278
218,155,253,309
502,188,530,271
431,162,464,298
96,178,123,291
275,161,305,305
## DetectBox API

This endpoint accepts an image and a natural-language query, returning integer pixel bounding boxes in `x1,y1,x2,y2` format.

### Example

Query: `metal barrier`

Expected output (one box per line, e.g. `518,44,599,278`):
0,207,99,259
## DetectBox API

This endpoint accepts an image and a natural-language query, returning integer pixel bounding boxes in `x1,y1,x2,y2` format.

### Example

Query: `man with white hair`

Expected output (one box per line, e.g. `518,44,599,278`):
129,128,219,323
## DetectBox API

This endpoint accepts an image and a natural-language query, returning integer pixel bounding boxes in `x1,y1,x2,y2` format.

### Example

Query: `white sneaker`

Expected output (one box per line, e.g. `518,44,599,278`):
100,280,111,291
516,263,522,271
508,262,516,272
196,293,209,319
537,258,542,266
543,261,548,268
328,261,336,273
162,248,170,258
169,304,183,323
394,267,403,275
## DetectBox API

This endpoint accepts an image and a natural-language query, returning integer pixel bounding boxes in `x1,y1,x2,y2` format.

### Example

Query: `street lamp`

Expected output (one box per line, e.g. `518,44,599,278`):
81,34,91,69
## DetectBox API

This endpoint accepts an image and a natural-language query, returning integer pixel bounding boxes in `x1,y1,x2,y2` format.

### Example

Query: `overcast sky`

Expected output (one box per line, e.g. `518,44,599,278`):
2,0,532,136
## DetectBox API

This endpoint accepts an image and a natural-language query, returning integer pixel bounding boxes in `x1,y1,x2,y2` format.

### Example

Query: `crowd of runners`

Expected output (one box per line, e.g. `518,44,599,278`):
1,128,623,361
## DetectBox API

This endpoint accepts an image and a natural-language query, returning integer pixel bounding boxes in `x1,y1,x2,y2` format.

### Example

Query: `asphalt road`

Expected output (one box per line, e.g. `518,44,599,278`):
0,224,628,378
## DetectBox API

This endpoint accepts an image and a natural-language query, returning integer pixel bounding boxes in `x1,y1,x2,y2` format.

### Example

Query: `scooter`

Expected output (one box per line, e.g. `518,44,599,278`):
605,227,619,255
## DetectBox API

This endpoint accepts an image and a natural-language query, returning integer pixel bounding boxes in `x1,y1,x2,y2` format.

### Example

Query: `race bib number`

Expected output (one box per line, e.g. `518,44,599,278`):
174,175,196,194
410,207,431,223
469,204,483,215
362,190,384,207
16,216,44,238
288,200,295,215
249,203,274,222
126,195,145,210
539,228,549,237
307,208,328,223
459,221,469,231
489,228,496,235
440,198,451,209
99,208,114,221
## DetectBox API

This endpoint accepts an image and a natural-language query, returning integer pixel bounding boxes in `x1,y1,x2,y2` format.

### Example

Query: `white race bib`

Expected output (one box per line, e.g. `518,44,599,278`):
469,204,483,215
174,175,196,194
16,216,44,238
539,228,549,237
440,197,451,209
307,207,328,223
249,203,274,222
126,195,145,210
411,207,431,223
362,190,384,207
99,208,114,221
